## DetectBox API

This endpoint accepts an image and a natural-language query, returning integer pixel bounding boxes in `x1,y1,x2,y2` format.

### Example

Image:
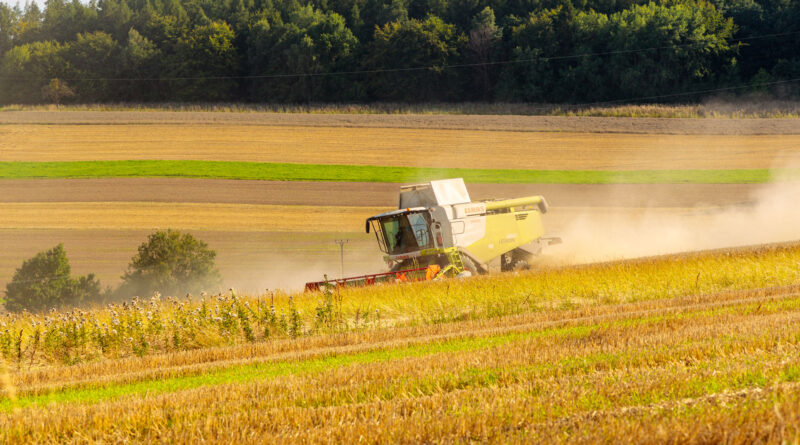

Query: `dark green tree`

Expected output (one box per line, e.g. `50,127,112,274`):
377,0,409,25
0,4,19,58
117,230,221,298
4,244,101,313
583,1,735,101
247,6,358,101
466,6,500,98
17,2,44,45
723,0,799,82
97,0,135,42
0,40,68,104
64,31,122,101
39,0,99,43
500,1,735,102
0,0,795,104
120,28,162,101
440,0,481,31
170,20,240,100
366,15,466,100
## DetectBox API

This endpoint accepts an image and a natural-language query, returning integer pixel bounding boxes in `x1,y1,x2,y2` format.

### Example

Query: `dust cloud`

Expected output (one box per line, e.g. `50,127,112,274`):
545,173,800,265
222,247,385,294
224,159,800,291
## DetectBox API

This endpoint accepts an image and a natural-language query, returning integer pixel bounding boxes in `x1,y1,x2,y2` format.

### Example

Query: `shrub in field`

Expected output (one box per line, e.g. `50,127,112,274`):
40,78,75,107
3,244,101,313
116,230,221,298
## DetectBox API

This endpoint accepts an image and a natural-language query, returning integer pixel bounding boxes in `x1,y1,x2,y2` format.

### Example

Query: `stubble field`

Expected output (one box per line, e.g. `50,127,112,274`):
1,123,798,170
3,243,800,443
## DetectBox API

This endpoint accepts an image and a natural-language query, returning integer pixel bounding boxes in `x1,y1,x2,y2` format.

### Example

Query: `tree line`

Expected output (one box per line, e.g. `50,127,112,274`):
0,0,798,104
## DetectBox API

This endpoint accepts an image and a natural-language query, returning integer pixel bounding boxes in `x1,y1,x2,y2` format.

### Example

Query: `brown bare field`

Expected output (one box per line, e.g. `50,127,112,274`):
3,110,800,134
2,124,799,169
0,178,762,207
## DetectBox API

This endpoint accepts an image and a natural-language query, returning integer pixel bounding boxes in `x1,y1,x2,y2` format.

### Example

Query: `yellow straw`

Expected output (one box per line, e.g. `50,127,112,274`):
0,356,16,402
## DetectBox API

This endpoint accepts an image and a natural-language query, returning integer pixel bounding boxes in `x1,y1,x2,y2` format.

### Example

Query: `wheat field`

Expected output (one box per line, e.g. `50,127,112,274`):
1,124,798,169
0,202,387,232
2,244,800,443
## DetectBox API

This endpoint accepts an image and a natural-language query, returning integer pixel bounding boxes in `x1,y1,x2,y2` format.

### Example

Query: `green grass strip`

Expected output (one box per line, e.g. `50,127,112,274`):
0,160,795,184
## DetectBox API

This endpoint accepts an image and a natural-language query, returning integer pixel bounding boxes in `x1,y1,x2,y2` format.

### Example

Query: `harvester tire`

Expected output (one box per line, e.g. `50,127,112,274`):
500,253,514,272
514,260,531,271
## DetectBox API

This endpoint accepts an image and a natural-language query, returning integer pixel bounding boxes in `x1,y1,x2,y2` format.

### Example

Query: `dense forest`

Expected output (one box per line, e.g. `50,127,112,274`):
0,0,798,103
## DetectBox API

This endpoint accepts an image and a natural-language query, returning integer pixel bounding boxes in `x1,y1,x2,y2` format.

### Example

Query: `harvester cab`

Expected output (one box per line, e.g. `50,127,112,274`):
366,208,432,256
304,178,561,292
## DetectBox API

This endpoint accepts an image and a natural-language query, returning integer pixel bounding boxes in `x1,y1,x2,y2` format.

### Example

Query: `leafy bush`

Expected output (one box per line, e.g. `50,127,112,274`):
3,244,101,313
116,230,221,298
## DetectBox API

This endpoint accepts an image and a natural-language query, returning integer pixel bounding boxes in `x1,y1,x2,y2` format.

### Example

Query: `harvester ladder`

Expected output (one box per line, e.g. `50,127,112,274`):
436,247,465,277
448,249,464,272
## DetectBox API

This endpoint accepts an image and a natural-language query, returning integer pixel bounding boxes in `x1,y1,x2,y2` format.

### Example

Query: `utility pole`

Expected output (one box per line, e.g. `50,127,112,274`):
334,239,349,279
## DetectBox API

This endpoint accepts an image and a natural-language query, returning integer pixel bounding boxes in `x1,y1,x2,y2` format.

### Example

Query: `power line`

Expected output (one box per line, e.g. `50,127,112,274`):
0,30,799,82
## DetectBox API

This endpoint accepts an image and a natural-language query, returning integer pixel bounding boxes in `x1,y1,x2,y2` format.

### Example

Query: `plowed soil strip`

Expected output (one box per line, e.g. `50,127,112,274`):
2,111,800,135
0,178,762,207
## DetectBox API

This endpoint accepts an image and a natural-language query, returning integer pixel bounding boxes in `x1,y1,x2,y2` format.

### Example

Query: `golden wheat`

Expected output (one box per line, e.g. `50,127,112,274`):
1,124,797,169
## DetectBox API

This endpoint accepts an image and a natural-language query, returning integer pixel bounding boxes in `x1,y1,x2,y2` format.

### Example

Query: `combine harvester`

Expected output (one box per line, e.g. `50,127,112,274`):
305,178,560,291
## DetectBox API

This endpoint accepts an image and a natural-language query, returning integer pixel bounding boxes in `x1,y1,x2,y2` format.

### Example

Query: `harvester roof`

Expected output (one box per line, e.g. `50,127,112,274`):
398,178,471,208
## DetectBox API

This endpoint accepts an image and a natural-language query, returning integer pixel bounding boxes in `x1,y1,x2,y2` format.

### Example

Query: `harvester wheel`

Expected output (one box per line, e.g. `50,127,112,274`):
502,249,534,272
514,260,531,271
500,253,514,272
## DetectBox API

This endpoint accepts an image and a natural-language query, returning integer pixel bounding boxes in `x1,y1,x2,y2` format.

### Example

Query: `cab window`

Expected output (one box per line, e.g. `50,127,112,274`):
380,212,431,254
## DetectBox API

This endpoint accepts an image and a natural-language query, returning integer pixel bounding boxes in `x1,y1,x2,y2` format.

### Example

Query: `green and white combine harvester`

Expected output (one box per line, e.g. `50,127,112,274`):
305,178,561,292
